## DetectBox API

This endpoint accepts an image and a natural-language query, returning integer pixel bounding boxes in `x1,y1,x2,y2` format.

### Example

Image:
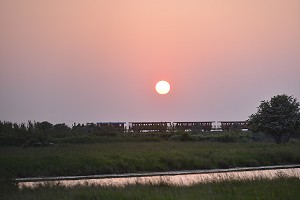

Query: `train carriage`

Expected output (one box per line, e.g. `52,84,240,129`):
96,122,126,132
220,121,249,131
172,121,213,132
129,122,171,132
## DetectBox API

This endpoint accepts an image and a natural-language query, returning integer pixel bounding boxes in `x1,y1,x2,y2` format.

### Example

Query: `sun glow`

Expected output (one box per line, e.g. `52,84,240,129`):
155,80,170,95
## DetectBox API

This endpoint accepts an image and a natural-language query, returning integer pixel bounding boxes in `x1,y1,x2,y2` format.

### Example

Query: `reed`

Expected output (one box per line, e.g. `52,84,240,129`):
2,177,300,200
1,142,299,178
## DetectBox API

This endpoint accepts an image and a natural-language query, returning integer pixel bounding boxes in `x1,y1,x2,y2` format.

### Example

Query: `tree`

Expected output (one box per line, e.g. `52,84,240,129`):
34,121,53,141
249,94,300,144
53,123,71,137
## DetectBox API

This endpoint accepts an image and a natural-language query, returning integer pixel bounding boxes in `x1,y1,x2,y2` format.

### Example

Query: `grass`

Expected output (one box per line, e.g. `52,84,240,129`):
1,141,300,178
2,177,300,200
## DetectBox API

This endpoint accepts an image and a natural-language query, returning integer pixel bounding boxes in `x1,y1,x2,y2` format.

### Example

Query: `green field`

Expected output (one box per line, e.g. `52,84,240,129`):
1,140,300,178
2,177,300,200
1,134,300,199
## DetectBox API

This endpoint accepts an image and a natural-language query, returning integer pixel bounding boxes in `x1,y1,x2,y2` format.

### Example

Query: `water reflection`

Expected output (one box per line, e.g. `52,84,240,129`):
19,168,300,189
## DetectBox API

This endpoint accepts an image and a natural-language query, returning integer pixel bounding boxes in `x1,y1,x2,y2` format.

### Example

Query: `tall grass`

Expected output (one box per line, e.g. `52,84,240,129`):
1,142,300,178
2,177,300,200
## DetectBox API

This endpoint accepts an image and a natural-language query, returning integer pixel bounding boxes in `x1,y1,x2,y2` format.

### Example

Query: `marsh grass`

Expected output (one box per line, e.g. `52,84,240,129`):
169,131,252,143
3,177,300,200
1,141,300,178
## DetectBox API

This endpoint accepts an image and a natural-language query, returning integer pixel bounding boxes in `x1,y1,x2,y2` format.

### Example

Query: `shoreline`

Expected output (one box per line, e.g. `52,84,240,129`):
16,164,300,183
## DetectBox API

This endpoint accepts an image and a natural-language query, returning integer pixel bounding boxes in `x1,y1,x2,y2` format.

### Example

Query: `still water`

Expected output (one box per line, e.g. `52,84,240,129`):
18,168,300,189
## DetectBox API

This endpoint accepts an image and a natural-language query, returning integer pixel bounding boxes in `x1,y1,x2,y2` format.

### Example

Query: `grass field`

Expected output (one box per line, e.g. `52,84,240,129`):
2,177,300,200
1,141,300,178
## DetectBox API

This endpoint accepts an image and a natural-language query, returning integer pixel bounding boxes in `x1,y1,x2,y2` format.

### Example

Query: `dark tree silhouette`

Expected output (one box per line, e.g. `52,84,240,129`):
249,94,300,144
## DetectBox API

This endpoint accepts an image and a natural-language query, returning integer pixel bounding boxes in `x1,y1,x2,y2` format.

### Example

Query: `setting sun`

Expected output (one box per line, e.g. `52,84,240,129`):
156,80,170,95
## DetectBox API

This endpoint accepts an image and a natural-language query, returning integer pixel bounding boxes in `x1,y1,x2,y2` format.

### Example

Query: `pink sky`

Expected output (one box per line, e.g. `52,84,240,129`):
1,0,300,124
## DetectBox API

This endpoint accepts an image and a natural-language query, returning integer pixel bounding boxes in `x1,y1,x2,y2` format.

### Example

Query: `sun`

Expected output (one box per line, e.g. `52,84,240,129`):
155,80,170,95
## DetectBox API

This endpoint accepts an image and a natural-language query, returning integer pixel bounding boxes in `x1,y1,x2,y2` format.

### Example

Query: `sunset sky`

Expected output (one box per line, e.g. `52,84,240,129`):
1,0,299,125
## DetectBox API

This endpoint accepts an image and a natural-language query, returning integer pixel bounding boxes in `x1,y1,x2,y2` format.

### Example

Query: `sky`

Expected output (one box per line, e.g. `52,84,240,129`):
1,0,300,125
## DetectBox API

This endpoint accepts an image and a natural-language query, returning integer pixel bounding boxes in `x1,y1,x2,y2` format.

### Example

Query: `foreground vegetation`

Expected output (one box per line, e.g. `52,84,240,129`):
1,119,299,199
1,141,300,178
2,177,300,200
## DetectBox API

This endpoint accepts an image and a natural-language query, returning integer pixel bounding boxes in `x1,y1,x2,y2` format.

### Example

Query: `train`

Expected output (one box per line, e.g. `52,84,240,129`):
84,121,250,132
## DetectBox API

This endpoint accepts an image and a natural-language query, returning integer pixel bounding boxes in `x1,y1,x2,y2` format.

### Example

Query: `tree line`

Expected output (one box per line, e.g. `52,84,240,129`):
1,94,300,145
0,121,120,146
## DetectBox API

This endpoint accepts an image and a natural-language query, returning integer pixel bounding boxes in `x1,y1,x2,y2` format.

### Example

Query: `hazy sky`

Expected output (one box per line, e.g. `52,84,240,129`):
1,0,299,125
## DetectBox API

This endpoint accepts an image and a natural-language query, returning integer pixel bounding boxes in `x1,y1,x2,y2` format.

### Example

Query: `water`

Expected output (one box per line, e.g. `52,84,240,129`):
18,168,300,189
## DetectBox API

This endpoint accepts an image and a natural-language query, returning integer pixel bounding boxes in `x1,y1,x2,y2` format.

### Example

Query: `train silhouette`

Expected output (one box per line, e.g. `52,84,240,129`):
85,121,250,132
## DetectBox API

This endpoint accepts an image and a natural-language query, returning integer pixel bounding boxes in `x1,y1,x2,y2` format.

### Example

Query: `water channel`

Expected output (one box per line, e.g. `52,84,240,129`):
17,165,300,189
